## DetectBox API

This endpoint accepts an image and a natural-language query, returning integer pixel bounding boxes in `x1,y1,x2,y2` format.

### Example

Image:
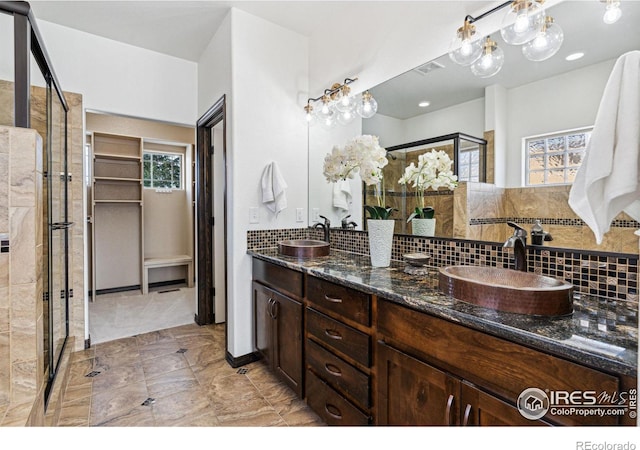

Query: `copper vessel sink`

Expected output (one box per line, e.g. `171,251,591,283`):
438,265,573,316
278,239,330,258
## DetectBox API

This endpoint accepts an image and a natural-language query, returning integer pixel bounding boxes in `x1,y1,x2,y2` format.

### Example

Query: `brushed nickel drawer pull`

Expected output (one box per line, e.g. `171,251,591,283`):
325,403,343,420
324,294,343,303
325,363,342,377
463,404,472,426
324,329,343,340
445,394,455,426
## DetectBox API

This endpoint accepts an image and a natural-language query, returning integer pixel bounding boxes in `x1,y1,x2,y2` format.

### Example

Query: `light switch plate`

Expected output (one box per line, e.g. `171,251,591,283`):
249,207,259,224
312,208,319,222
296,208,304,222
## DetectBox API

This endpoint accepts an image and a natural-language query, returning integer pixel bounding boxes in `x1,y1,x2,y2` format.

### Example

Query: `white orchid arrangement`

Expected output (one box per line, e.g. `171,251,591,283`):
323,135,393,219
398,149,458,222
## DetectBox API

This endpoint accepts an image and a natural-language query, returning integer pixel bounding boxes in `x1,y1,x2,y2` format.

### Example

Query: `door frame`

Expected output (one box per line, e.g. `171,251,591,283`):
195,94,227,328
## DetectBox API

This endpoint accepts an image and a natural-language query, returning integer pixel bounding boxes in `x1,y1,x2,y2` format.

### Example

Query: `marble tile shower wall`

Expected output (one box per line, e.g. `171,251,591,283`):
0,126,45,422
248,228,638,305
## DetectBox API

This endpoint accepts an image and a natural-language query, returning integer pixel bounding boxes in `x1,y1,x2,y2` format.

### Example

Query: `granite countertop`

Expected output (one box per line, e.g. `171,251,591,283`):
249,248,638,378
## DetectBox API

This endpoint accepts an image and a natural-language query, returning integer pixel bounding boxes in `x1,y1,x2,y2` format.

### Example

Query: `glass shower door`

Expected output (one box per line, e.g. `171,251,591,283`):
45,81,70,401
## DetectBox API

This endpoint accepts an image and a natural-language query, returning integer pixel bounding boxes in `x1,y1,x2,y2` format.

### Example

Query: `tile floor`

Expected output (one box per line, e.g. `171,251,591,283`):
57,322,324,427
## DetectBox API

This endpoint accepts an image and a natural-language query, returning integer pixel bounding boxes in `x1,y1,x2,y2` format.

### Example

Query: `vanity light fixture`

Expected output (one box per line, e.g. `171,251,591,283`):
602,0,622,24
447,1,565,78
448,18,484,66
521,15,564,62
471,37,505,78
305,77,379,127
500,0,546,45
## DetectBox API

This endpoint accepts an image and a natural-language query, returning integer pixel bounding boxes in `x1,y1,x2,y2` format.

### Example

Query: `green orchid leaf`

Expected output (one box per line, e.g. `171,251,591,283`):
366,205,395,220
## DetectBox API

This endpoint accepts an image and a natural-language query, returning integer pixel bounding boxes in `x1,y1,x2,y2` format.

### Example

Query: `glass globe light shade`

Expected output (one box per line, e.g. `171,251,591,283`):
357,91,378,118
337,108,357,126
522,17,564,62
304,103,317,126
335,85,356,113
470,39,504,78
448,20,483,66
316,95,335,122
500,0,545,45
603,1,622,24
319,112,337,130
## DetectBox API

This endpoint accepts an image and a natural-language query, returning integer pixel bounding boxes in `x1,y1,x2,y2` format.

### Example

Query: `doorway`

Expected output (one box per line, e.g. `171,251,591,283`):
195,95,228,332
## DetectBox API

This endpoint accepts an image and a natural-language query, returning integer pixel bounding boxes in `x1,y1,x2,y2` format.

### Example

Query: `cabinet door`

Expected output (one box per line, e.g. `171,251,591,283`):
460,382,551,426
253,282,274,366
272,290,303,397
377,341,460,425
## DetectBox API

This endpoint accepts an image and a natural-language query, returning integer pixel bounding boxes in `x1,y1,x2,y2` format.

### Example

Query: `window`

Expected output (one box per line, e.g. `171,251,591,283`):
525,127,592,186
143,151,182,189
458,146,481,182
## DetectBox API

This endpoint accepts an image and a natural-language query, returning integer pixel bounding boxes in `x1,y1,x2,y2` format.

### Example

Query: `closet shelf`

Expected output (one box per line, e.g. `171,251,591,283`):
94,176,142,182
93,200,142,204
94,152,141,161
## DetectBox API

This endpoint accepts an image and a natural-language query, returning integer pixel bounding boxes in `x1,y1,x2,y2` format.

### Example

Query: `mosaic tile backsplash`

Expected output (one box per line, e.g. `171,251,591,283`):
247,228,638,304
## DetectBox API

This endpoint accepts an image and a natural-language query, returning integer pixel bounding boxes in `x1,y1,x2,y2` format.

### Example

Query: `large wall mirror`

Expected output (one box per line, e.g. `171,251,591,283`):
308,0,640,254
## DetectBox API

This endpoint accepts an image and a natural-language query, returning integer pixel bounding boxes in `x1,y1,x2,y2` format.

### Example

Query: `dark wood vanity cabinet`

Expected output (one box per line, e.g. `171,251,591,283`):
304,276,374,425
376,298,634,427
252,259,304,397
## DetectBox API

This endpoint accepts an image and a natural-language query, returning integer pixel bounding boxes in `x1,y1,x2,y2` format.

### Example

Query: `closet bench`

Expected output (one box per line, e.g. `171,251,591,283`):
143,255,194,294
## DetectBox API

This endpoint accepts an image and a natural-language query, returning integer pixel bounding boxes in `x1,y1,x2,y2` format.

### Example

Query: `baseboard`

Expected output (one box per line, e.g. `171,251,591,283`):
225,350,260,368
93,279,186,297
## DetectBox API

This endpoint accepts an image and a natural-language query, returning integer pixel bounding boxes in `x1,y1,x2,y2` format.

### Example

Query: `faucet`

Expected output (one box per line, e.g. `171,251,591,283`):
313,215,331,243
341,214,358,229
503,221,527,272
530,219,553,246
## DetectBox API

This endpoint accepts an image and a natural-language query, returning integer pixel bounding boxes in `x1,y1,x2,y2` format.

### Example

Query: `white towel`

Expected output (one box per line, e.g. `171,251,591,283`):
261,161,288,217
332,179,352,210
568,50,640,244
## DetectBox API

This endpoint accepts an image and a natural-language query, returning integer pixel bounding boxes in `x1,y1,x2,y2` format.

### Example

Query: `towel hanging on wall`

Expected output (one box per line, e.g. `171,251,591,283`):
332,179,352,211
261,161,288,217
568,50,640,244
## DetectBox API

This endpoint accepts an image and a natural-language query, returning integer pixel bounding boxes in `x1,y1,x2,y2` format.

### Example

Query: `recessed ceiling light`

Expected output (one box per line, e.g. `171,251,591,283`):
565,52,585,61
418,101,431,108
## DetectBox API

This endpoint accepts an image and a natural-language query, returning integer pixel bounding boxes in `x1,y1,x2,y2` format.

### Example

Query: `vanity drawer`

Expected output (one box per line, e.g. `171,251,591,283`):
252,258,303,299
306,338,371,409
306,276,371,326
307,308,371,367
305,369,370,426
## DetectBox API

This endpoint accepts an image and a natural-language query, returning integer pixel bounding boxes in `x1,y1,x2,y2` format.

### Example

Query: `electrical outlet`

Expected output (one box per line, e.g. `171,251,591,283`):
249,207,259,224
296,208,304,222
312,208,319,222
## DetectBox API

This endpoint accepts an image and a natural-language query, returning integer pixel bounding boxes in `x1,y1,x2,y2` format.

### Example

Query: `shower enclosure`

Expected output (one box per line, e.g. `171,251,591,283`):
1,1,71,406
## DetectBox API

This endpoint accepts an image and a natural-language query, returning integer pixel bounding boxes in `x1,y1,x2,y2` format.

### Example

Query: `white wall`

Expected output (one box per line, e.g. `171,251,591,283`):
0,13,13,82
362,114,404,149
217,9,308,358
36,20,197,126
403,98,485,144
505,59,614,187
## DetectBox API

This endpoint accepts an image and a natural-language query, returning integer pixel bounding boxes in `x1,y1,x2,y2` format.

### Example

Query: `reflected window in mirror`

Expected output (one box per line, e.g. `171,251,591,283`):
525,127,592,186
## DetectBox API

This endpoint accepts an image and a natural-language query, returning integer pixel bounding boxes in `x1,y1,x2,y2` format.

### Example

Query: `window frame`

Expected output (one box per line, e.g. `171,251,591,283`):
523,126,593,187
143,149,184,190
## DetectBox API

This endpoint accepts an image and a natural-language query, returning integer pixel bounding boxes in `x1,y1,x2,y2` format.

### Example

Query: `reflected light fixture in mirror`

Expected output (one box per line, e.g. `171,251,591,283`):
471,37,505,78
522,15,564,61
305,77,378,127
500,0,546,45
603,0,622,24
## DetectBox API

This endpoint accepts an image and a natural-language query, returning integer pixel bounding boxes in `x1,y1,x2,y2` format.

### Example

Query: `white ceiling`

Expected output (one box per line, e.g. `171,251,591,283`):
28,0,419,62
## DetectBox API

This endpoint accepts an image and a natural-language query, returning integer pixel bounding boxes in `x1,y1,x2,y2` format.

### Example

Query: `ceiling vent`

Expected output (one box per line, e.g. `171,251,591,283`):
414,60,445,75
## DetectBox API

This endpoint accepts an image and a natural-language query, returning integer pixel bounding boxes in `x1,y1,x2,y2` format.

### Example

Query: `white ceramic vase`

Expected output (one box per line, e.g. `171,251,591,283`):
367,219,395,267
412,218,436,237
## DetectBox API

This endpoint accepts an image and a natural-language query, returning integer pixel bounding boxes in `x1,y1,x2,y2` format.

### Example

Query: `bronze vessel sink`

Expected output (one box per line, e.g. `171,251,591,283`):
278,239,330,258
438,265,573,316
